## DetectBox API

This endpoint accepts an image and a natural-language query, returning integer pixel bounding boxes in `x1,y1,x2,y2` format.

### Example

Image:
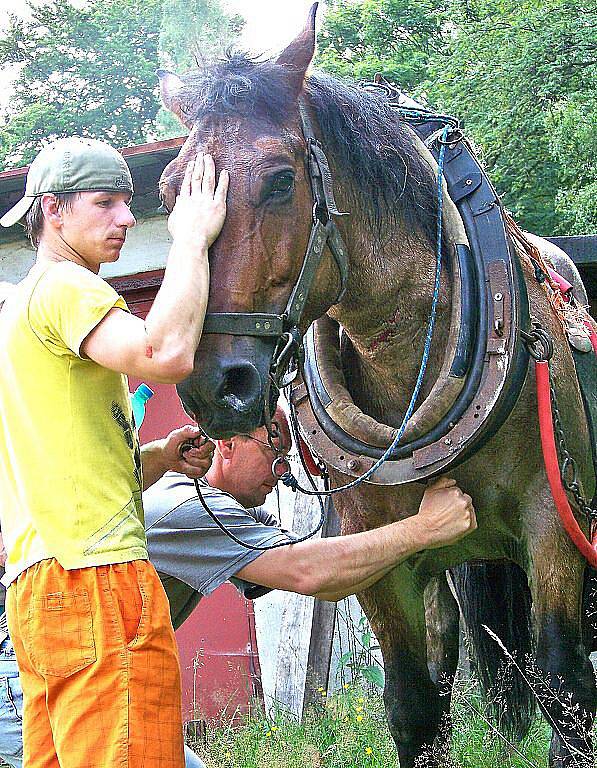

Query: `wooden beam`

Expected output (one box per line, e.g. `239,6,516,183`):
273,468,335,717
301,498,341,714
547,235,597,267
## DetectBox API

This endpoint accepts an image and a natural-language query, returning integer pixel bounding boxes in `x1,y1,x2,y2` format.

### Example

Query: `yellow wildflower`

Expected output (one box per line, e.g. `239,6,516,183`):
356,714,364,722
365,747,373,755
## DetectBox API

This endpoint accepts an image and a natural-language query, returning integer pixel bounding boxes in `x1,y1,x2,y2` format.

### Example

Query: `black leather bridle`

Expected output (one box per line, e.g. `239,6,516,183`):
200,102,350,388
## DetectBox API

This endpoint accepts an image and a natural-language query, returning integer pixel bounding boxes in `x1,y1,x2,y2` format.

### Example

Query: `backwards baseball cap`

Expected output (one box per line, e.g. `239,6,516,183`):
0,136,134,228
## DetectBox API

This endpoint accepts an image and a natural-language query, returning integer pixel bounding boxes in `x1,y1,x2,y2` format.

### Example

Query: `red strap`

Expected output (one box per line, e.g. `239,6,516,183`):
298,437,325,477
536,360,597,566
546,266,573,297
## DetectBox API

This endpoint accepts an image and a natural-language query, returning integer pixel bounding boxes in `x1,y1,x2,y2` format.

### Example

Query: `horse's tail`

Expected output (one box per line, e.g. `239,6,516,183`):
450,560,535,741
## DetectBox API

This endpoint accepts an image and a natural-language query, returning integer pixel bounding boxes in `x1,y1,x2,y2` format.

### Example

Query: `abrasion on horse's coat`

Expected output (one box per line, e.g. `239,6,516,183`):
158,5,597,766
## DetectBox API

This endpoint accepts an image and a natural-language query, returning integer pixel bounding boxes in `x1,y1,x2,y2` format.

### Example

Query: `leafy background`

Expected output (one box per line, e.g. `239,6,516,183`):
0,0,595,235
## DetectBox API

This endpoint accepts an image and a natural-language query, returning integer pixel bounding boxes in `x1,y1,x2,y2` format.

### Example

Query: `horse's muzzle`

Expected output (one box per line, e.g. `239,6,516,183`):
176,336,278,438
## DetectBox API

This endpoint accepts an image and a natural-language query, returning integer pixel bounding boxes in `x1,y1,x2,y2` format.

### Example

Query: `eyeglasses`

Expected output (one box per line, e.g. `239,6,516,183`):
237,432,291,478
238,433,286,455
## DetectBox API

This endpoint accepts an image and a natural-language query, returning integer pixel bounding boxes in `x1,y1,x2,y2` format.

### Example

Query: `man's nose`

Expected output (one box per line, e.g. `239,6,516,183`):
117,204,136,228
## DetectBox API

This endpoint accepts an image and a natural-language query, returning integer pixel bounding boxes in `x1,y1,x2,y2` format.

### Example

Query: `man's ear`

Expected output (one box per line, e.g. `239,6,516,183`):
216,438,235,460
41,194,63,228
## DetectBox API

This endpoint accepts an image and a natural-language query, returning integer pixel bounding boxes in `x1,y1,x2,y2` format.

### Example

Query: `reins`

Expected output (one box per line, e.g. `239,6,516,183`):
190,414,330,551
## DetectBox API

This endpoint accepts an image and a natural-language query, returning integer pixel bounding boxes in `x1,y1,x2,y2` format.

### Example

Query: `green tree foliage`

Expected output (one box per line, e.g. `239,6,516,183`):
0,0,163,168
318,0,447,88
0,0,244,166
156,0,244,138
318,0,597,235
159,0,243,71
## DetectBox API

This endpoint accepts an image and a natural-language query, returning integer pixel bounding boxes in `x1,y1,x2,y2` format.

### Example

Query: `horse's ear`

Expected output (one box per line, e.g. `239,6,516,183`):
157,69,189,127
275,2,318,97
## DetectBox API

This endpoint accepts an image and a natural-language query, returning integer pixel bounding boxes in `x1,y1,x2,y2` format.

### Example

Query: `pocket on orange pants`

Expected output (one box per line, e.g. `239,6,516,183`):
24,590,96,678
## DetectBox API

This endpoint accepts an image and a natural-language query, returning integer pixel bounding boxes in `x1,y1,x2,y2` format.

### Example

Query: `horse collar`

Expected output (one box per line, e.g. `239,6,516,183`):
291,91,532,484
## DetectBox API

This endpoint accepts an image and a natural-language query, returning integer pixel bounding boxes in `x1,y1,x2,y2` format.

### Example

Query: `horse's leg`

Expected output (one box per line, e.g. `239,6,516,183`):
424,572,460,709
359,565,449,768
526,493,597,768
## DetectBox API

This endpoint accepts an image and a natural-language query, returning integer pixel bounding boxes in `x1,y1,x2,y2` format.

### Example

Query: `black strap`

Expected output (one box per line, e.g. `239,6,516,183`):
201,100,350,346
570,346,597,496
202,312,284,336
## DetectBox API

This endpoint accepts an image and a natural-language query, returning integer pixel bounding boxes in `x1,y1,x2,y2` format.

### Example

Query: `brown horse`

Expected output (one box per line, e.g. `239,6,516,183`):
158,6,596,766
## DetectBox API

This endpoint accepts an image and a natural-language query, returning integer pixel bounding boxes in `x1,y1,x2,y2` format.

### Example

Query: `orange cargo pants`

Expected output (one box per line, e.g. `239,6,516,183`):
6,558,184,768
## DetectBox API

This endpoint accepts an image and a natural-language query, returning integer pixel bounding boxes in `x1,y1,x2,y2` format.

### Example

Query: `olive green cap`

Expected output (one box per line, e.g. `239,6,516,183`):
0,137,134,227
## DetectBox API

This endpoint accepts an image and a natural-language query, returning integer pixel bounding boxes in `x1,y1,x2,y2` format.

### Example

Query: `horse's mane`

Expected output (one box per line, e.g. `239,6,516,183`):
178,53,439,243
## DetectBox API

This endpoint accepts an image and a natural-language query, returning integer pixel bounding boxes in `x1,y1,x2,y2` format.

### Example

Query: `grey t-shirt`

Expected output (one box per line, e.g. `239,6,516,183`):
143,472,294,629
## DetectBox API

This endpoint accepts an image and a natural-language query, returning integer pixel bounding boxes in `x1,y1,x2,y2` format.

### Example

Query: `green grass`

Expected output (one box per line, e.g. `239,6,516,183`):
192,683,596,768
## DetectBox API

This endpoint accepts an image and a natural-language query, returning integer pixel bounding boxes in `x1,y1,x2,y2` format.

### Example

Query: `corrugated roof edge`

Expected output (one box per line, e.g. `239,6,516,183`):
0,136,186,181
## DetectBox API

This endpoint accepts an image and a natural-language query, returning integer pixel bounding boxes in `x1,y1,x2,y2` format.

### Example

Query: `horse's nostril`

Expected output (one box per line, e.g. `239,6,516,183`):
219,363,262,413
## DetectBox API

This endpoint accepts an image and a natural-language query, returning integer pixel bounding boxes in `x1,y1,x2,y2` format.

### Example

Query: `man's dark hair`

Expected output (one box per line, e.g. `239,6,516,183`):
25,192,80,248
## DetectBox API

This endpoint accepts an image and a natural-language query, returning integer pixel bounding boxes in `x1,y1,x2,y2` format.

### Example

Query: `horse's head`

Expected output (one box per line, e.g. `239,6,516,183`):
159,3,345,437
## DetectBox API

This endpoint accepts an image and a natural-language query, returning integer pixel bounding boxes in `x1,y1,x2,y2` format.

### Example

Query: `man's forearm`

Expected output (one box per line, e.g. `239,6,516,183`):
143,242,209,376
238,515,432,600
140,440,168,491
314,564,398,602
304,517,431,600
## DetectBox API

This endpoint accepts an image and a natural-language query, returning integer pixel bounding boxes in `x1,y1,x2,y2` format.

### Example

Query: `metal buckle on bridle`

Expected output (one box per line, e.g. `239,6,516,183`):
271,327,302,387
272,455,291,478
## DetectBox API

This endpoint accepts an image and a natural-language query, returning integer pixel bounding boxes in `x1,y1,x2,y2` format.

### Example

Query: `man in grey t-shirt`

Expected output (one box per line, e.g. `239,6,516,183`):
144,408,476,628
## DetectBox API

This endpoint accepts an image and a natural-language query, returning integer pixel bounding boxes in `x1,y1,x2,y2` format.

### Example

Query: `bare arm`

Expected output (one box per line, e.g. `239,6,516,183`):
236,478,476,601
81,156,229,383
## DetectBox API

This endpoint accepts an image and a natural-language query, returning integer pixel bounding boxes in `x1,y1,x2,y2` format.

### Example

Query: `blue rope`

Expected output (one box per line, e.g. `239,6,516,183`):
285,125,451,493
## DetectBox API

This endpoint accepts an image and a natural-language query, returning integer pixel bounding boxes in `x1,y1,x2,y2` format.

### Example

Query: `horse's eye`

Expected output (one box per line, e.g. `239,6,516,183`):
267,172,295,199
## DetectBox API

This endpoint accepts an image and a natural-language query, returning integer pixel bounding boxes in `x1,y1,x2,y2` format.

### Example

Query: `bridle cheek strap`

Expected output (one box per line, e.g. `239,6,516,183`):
199,101,350,388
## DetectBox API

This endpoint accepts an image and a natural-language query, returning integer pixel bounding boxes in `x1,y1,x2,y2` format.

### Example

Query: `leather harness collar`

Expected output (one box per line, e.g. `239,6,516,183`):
290,89,531,484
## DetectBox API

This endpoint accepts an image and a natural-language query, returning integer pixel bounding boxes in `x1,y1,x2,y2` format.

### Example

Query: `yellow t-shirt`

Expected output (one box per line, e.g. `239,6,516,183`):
0,261,148,585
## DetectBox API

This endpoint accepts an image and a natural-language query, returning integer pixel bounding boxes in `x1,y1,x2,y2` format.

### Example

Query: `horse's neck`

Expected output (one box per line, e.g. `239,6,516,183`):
329,221,452,427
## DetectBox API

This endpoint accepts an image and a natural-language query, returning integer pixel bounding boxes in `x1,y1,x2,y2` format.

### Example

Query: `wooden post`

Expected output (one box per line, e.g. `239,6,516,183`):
302,499,340,715
273,468,339,718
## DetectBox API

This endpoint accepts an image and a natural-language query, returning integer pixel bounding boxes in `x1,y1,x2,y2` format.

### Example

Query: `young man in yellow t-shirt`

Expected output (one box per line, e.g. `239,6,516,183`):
0,137,228,768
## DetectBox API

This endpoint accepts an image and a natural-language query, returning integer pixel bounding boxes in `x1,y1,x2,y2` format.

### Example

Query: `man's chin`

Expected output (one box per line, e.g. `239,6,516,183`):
252,488,272,507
